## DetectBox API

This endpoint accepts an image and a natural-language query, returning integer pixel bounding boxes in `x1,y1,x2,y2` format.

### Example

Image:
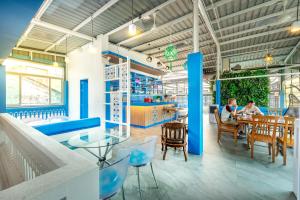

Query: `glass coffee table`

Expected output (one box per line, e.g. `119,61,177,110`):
67,129,129,168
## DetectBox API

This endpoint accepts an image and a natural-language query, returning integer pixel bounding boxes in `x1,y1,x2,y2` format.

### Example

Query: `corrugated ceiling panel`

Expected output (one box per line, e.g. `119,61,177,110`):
27,25,65,43
41,0,110,30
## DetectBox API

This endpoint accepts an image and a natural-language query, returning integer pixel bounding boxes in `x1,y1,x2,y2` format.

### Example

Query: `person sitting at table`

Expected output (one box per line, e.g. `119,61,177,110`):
239,100,264,116
221,98,238,123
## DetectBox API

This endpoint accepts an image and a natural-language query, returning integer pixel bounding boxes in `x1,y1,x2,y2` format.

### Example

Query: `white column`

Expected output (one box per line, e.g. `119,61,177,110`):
193,0,199,53
294,118,300,198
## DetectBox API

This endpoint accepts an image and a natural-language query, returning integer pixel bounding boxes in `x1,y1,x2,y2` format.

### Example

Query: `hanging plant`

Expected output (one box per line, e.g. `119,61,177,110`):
164,44,178,71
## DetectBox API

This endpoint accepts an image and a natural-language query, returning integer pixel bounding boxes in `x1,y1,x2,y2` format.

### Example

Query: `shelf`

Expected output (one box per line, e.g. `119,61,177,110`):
105,78,119,82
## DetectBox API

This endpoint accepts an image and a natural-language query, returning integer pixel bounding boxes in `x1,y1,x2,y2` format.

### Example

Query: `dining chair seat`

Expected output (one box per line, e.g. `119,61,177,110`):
129,149,150,167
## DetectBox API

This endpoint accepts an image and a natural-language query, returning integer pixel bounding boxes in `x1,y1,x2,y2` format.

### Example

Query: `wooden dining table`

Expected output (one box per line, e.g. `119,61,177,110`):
236,115,295,148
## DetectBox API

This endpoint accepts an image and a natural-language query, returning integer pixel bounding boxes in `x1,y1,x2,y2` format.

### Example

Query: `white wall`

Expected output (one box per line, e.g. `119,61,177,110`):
67,35,106,125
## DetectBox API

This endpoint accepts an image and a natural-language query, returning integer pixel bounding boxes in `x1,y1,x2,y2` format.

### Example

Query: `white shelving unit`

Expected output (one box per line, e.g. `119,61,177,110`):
104,57,130,137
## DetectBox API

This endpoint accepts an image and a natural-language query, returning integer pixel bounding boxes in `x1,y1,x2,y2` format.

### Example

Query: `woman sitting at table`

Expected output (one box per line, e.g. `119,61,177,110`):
239,100,264,116
221,98,238,123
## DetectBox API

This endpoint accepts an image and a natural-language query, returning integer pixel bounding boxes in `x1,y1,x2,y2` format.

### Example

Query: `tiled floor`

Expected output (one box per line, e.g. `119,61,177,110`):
112,111,296,200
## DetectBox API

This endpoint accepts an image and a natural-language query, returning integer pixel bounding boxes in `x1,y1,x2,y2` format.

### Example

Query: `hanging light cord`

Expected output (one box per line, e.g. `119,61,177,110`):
131,0,134,23
297,0,300,21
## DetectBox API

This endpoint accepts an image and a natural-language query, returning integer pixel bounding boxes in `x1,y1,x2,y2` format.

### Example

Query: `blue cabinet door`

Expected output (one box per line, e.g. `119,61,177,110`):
80,79,88,119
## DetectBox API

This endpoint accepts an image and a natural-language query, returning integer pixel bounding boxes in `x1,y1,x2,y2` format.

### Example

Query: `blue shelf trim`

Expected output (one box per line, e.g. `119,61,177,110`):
34,117,101,136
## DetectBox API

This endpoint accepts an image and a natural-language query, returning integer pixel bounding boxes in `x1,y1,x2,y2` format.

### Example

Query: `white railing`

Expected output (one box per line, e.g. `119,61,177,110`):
0,114,98,200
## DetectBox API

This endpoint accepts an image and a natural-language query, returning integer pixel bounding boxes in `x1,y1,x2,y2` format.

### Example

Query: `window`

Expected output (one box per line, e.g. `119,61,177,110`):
5,58,64,107
21,76,50,106
6,74,20,105
51,79,63,104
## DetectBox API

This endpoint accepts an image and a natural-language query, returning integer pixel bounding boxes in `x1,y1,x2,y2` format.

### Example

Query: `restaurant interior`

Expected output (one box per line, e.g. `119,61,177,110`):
0,0,300,199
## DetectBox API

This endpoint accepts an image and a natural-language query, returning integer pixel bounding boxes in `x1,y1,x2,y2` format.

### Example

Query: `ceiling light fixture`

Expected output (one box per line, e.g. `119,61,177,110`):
128,0,136,36
89,16,97,54
151,12,157,31
291,0,300,32
264,26,273,65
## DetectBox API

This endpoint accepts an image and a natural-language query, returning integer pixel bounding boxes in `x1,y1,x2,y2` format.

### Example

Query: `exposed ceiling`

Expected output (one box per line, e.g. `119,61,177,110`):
15,0,300,74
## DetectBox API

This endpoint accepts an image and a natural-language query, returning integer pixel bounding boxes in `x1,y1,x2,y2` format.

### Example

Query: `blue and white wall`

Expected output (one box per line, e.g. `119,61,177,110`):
67,35,107,124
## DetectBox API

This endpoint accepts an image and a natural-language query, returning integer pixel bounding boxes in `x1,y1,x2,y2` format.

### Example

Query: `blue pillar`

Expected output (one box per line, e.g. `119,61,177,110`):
0,65,6,113
216,80,221,106
64,80,69,116
280,90,285,109
188,52,203,155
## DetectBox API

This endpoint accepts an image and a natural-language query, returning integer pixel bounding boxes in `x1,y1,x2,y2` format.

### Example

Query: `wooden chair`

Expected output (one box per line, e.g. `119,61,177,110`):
276,116,295,165
247,115,281,163
214,109,240,144
161,122,188,161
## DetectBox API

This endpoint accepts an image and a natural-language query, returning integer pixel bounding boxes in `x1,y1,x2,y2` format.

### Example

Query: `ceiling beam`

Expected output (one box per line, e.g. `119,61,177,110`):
205,0,232,10
215,7,297,34
230,54,286,63
210,0,280,24
221,36,300,55
105,0,177,36
150,41,215,57
118,12,193,46
219,20,296,42
223,46,294,58
17,0,53,47
31,19,94,41
220,27,290,45
198,0,221,79
45,0,120,52
13,47,65,57
284,40,300,63
142,32,211,55
133,27,193,51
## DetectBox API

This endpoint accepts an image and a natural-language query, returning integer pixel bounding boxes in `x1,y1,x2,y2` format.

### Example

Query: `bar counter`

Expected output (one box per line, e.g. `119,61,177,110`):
130,102,175,128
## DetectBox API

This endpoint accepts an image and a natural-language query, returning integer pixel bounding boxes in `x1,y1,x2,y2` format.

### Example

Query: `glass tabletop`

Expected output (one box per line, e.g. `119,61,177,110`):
67,129,129,148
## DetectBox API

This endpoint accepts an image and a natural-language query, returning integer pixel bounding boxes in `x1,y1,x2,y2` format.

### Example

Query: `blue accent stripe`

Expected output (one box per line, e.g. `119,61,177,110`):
187,52,203,155
34,117,101,136
0,65,6,113
130,117,176,129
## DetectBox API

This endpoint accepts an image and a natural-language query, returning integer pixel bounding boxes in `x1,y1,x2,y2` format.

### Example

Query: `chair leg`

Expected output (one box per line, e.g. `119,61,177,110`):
217,130,221,143
183,146,188,162
150,162,159,189
234,131,237,145
268,143,271,155
136,167,142,200
283,144,287,165
247,136,250,149
276,142,279,157
250,140,254,159
122,185,126,200
272,143,275,163
161,143,164,151
163,146,168,160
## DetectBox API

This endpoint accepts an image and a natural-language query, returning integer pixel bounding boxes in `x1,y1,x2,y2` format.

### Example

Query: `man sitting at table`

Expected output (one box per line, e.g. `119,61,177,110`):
221,98,238,123
240,100,264,116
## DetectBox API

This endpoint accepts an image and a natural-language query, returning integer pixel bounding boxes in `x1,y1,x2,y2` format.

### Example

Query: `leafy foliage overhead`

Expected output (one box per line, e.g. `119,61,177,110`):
216,70,270,107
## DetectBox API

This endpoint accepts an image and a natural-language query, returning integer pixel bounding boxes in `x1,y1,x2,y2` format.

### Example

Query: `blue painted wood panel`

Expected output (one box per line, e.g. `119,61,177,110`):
80,79,88,119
